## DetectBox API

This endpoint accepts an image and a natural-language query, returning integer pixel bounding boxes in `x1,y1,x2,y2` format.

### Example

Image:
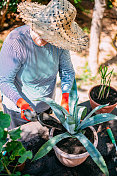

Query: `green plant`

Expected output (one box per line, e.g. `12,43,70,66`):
0,111,32,176
83,27,90,34
0,0,18,13
33,79,117,176
77,62,96,83
107,0,113,8
81,62,92,82
98,66,114,100
74,0,90,13
0,39,3,51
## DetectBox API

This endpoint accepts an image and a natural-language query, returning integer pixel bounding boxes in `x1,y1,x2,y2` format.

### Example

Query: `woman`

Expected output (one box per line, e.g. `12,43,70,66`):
0,0,88,129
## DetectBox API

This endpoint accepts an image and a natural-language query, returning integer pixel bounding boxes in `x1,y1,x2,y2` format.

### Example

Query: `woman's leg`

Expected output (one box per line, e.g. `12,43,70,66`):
3,104,28,130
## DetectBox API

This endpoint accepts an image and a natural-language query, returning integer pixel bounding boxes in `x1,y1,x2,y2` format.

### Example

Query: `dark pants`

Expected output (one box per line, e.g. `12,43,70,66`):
3,104,52,130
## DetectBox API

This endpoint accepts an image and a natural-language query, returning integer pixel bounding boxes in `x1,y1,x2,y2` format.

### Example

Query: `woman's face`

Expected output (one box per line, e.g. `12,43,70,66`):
30,29,48,46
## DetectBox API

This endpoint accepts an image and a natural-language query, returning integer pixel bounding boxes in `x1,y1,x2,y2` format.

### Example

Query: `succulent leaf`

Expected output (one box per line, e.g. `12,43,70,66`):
82,104,109,124
69,79,78,115
79,113,117,130
74,132,109,176
64,121,76,134
73,105,87,131
32,132,71,161
35,97,70,123
73,98,79,124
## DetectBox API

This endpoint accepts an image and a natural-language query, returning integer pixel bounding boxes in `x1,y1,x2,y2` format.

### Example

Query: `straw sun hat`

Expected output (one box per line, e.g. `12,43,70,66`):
18,0,89,52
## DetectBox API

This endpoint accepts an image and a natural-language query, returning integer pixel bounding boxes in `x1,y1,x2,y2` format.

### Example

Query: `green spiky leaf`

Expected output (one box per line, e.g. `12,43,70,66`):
64,121,76,134
80,114,117,130
80,104,109,126
69,79,78,115
74,132,109,176
34,97,73,132
35,97,70,123
73,104,87,131
33,132,71,161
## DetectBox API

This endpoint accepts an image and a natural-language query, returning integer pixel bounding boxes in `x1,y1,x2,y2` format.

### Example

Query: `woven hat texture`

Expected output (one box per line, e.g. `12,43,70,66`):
18,0,89,52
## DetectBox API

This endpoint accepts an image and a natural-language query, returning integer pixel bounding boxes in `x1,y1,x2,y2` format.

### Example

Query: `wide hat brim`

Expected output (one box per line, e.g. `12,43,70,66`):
18,0,89,52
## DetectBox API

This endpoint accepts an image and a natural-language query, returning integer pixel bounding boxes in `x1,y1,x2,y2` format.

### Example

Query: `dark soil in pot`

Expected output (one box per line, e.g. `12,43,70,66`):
40,118,65,131
54,127,94,154
90,86,117,105
20,121,117,176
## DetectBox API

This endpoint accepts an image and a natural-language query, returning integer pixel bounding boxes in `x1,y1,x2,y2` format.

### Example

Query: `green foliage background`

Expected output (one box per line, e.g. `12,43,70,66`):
0,0,113,17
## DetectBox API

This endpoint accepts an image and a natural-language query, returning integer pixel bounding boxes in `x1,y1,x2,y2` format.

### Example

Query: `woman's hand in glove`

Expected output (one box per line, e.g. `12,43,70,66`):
16,98,33,121
61,93,69,113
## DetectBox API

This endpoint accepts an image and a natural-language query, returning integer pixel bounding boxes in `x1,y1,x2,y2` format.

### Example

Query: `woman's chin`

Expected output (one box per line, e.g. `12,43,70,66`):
35,40,48,46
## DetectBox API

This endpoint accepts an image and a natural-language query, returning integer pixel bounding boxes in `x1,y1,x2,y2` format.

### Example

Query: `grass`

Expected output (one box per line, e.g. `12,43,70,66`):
76,62,97,87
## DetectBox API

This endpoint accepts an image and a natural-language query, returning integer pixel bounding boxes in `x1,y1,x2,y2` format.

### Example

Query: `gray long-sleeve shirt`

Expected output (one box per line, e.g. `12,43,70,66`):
0,25,75,113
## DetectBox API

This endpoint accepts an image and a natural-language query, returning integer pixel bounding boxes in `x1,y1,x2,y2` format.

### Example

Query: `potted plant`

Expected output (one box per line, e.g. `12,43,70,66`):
89,65,117,114
0,111,32,175
32,79,117,176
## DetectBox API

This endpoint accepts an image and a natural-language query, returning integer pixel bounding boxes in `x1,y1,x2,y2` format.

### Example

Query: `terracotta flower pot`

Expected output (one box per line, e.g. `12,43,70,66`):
89,85,117,114
49,126,98,167
9,161,25,172
5,152,25,172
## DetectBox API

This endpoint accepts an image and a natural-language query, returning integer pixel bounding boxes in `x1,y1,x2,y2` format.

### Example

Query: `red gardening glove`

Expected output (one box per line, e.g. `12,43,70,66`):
16,98,33,121
61,93,69,113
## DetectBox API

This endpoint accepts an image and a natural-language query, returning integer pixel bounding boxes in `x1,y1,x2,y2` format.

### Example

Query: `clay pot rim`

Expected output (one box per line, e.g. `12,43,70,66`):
89,85,117,108
5,152,25,171
9,161,25,168
49,126,98,159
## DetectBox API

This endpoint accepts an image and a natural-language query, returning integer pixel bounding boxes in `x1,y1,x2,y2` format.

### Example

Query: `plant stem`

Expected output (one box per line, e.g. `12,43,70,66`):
12,160,19,173
98,66,114,100
1,160,11,175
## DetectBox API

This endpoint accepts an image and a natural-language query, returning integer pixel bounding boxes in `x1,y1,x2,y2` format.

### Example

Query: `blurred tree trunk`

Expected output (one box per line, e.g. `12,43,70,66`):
0,0,10,30
88,0,107,76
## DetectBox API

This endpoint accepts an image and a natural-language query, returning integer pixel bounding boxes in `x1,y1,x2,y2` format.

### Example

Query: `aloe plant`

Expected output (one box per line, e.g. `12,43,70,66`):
33,79,117,176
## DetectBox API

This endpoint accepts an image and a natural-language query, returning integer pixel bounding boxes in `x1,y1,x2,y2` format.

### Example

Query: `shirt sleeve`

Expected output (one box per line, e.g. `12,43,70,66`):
0,38,23,104
59,49,75,93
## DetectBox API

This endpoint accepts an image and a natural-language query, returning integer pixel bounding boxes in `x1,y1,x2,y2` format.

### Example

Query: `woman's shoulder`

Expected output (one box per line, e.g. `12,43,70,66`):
5,25,30,41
